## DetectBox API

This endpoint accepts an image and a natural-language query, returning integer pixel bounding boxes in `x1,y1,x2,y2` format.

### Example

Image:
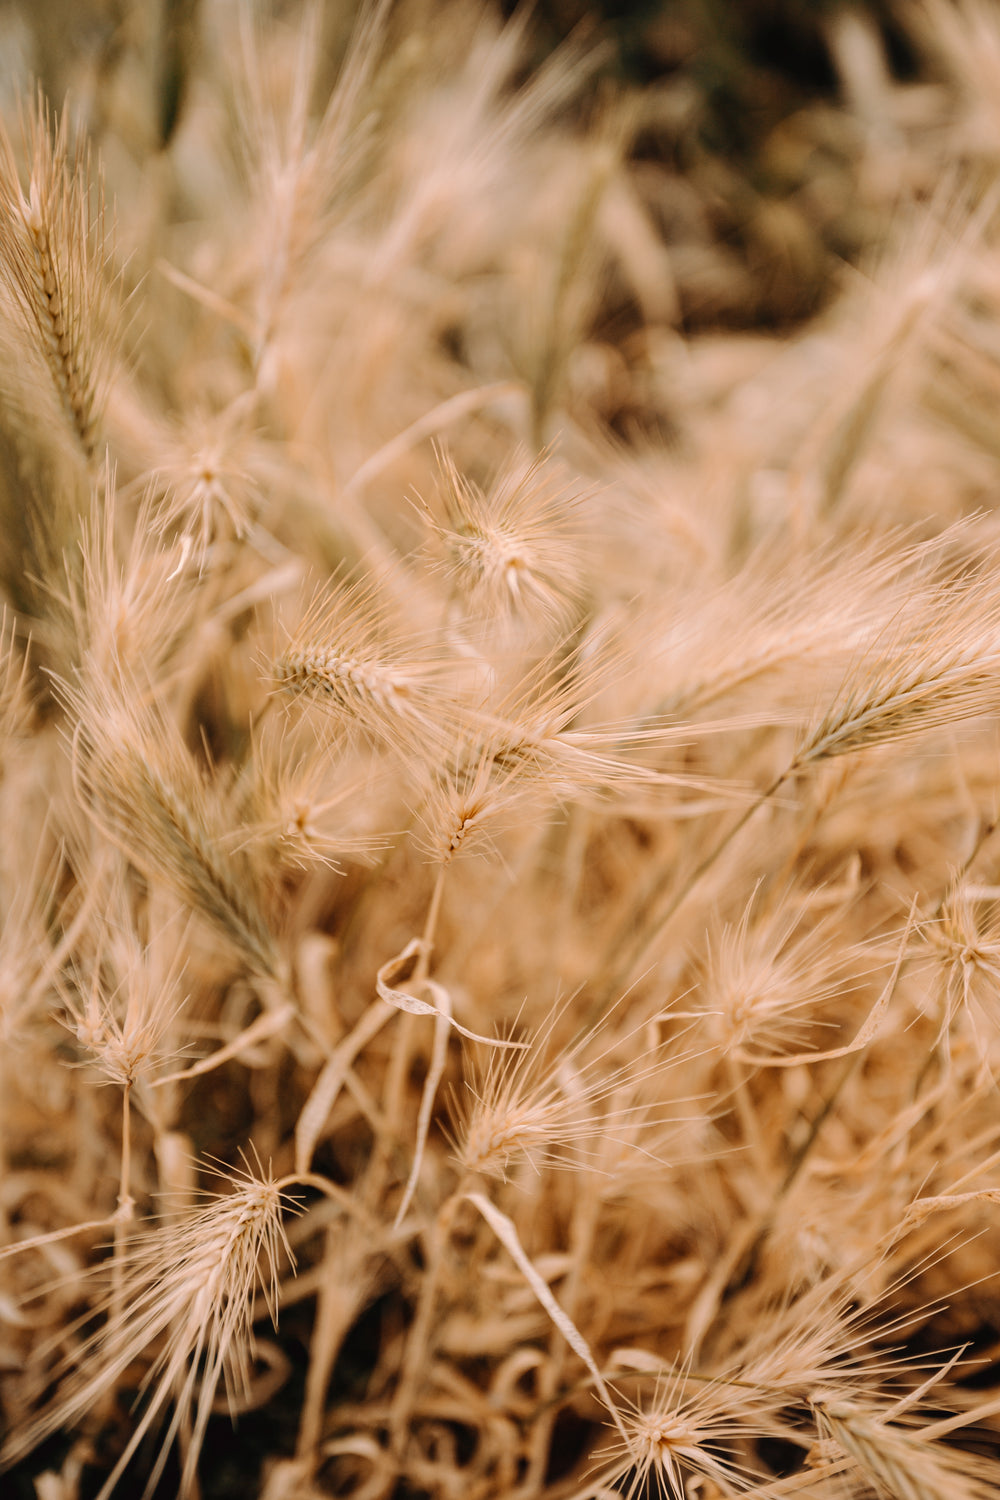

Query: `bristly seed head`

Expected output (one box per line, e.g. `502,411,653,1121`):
592,1371,770,1499
1,1158,295,1497
419,449,586,632
271,576,460,758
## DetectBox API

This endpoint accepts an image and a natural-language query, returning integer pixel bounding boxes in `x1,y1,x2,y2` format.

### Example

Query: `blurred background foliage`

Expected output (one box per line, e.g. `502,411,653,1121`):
516,0,930,326
0,1,948,334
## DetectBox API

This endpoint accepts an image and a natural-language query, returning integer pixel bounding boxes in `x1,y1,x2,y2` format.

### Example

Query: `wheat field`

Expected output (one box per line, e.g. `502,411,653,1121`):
3,2,1000,1496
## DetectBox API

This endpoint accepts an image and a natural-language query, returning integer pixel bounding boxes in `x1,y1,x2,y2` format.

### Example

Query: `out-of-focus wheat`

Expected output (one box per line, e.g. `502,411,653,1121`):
3,3,1000,1498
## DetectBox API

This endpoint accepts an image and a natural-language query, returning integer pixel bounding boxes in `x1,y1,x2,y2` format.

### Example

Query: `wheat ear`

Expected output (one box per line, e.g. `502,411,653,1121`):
0,94,117,460
67,677,284,982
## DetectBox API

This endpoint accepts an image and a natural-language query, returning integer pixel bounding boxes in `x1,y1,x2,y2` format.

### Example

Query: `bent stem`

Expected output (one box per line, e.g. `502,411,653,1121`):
468,1191,632,1449
370,864,449,1193
0,1216,115,1263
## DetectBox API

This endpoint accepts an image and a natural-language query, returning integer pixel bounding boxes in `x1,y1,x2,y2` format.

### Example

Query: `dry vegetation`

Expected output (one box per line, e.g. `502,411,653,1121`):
5,1,1000,1496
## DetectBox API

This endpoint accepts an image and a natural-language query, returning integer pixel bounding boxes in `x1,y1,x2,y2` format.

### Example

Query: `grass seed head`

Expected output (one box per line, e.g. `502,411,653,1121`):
2,1160,294,1497
421,448,586,633
593,1372,771,1500
67,674,284,981
271,575,461,761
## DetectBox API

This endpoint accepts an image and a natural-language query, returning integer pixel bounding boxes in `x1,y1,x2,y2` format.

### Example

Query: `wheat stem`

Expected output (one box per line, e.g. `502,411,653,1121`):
590,771,788,1016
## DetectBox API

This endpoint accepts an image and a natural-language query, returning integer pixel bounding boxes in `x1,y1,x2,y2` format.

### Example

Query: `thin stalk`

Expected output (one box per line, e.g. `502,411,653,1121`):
530,138,618,447
415,864,447,981
337,808,420,965
111,1083,134,1327
725,1053,771,1182
295,1226,366,1465
379,864,449,1140
388,1182,468,1456
714,898,917,1311
342,383,522,499
294,1000,393,1176
910,811,1000,1103
519,1179,601,1498
367,863,449,1203
719,1046,863,1307
590,770,789,1018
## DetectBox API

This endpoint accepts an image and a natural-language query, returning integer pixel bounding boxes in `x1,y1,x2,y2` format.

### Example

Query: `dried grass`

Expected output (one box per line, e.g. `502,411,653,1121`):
3,3,1000,1499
